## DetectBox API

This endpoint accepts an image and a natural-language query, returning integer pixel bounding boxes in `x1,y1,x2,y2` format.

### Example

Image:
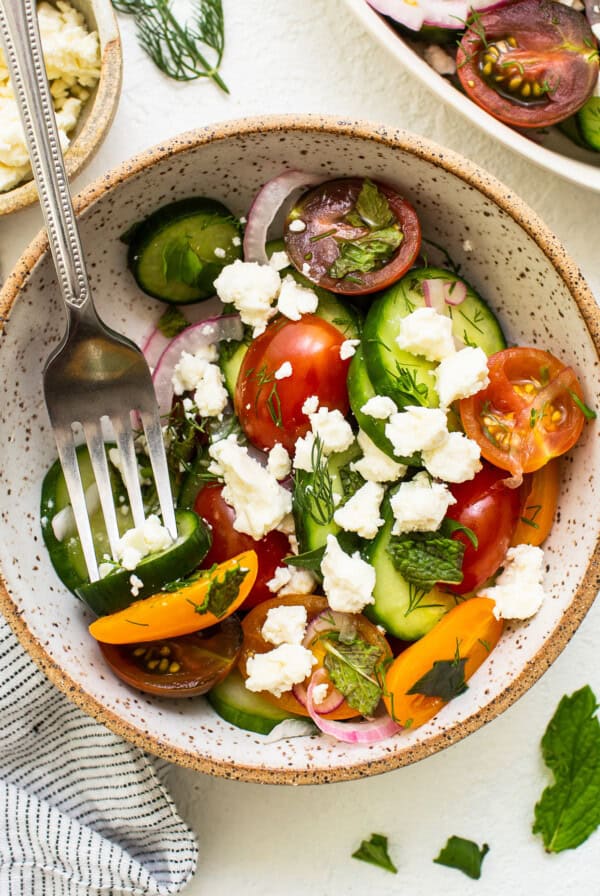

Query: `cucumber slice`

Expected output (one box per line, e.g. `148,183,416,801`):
41,444,134,593
347,344,399,459
76,510,211,616
208,668,305,734
364,498,456,640
127,198,242,304
293,442,362,553
362,267,506,409
219,339,249,397
577,96,600,152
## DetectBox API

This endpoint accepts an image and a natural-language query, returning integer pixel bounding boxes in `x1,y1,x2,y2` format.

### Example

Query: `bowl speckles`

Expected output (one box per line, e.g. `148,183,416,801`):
0,116,598,784
0,0,122,216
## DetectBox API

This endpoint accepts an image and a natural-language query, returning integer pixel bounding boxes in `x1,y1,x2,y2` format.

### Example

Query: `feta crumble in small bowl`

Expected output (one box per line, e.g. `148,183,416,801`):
0,116,598,785
0,0,121,215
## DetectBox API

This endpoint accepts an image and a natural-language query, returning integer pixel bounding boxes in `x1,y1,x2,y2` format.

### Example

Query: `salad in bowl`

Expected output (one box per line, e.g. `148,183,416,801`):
0,118,598,782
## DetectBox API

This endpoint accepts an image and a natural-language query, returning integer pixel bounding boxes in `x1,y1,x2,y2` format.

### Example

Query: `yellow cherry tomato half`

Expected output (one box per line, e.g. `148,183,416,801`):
511,459,561,548
384,597,503,730
89,551,257,645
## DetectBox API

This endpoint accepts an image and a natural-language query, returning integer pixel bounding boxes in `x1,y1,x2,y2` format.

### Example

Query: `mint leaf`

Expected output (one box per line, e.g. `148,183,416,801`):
533,685,600,852
347,179,395,230
407,656,468,702
193,564,247,618
386,531,465,592
338,462,365,499
441,517,479,550
284,546,325,580
163,238,203,286
157,306,189,339
352,833,397,874
434,836,489,879
329,226,402,280
323,633,383,717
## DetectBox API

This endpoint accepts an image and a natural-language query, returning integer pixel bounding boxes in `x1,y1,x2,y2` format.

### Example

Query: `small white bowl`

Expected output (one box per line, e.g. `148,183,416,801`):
0,0,122,216
345,0,600,193
0,116,598,784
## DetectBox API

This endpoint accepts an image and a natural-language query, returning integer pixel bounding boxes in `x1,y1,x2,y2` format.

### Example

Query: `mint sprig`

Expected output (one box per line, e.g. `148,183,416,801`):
322,633,383,717
386,531,465,592
434,836,489,879
352,833,397,874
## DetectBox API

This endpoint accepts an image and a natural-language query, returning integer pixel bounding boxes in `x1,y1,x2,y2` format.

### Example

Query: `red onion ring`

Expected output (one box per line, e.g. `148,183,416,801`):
243,170,327,265
152,314,243,416
306,670,401,744
142,304,217,370
369,0,513,31
292,610,355,712
443,279,467,306
367,0,425,29
422,278,447,313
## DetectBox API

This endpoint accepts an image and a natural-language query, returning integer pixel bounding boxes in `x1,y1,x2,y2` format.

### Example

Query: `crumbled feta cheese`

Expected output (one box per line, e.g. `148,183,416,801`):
351,429,407,483
0,1,100,192
245,644,316,698
424,43,457,76
267,566,292,593
435,347,490,408
267,443,292,480
308,406,354,455
301,262,311,276
340,339,360,360
421,432,482,483
232,235,241,247
312,683,329,705
171,345,218,393
115,515,173,571
288,218,306,232
292,431,316,472
214,246,226,259
302,395,319,416
396,307,456,362
481,544,546,620
333,481,385,539
262,605,308,646
208,436,292,539
385,406,448,458
98,562,116,579
276,512,296,536
171,347,228,419
269,250,290,271
321,534,376,614
276,274,319,321
279,567,317,596
389,472,456,535
214,260,281,336
129,574,144,598
360,395,397,420
274,361,293,380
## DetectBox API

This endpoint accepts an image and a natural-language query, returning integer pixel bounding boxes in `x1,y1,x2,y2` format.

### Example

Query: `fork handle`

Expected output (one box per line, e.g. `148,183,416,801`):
0,0,91,310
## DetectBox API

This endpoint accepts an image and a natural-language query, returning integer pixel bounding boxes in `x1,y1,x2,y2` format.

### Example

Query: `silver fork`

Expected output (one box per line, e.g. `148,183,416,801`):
0,0,177,582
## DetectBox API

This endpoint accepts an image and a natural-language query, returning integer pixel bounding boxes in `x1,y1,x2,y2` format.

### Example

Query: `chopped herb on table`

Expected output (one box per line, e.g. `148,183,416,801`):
434,835,489,880
352,833,397,874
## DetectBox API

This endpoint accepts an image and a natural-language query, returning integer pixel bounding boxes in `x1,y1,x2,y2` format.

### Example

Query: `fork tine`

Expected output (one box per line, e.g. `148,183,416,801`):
83,419,121,559
140,408,178,540
53,426,99,582
112,415,145,529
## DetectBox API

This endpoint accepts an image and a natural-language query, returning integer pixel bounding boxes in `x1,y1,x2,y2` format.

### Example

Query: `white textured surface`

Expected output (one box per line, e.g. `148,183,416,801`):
0,1,599,893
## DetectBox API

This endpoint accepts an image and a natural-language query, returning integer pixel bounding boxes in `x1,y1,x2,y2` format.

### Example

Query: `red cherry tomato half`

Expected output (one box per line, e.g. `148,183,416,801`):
194,482,290,611
284,177,421,296
98,615,243,697
457,0,599,129
234,314,351,453
459,347,587,477
446,461,521,595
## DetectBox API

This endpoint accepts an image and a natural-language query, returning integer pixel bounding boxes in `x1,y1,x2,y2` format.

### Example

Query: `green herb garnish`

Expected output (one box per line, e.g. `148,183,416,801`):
386,531,465,593
434,836,489,879
195,564,247,618
352,833,397,874
533,685,600,853
322,632,383,717
407,641,468,702
163,238,204,286
569,391,597,421
112,0,228,91
157,306,189,339
441,517,479,550
293,436,335,526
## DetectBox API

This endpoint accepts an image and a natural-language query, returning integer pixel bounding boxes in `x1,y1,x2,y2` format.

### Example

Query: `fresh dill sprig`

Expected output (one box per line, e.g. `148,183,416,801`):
294,436,335,526
112,0,228,92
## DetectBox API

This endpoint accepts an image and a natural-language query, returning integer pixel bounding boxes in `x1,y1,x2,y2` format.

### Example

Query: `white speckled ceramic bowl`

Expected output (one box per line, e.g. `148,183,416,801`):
0,116,599,784
0,0,122,216
344,0,600,193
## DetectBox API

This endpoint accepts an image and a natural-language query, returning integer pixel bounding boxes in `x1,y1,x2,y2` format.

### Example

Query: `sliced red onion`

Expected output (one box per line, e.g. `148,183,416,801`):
422,278,447,314
243,170,327,265
443,279,467,306
421,0,469,28
585,0,600,39
369,0,513,31
306,670,401,744
292,609,355,712
367,0,425,29
292,679,344,714
152,314,243,416
141,302,224,370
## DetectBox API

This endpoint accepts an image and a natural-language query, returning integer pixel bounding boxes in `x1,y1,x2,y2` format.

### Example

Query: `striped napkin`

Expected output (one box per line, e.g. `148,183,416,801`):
0,615,198,896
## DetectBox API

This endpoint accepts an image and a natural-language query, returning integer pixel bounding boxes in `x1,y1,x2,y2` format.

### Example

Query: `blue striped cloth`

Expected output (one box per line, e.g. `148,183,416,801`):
0,615,198,895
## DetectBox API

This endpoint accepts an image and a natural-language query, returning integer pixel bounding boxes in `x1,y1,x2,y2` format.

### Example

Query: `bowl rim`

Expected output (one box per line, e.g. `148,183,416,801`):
343,0,600,194
0,113,599,784
0,0,122,216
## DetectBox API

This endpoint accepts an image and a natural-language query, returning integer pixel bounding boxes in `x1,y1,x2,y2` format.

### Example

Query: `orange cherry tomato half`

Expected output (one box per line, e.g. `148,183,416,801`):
98,615,243,697
238,594,392,721
456,0,599,129
384,597,503,730
459,348,587,477
89,551,258,644
234,314,350,453
284,178,421,296
511,458,561,548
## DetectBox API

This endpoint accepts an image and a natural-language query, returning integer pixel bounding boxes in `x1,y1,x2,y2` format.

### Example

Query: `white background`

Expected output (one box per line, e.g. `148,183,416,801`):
1,1,600,893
